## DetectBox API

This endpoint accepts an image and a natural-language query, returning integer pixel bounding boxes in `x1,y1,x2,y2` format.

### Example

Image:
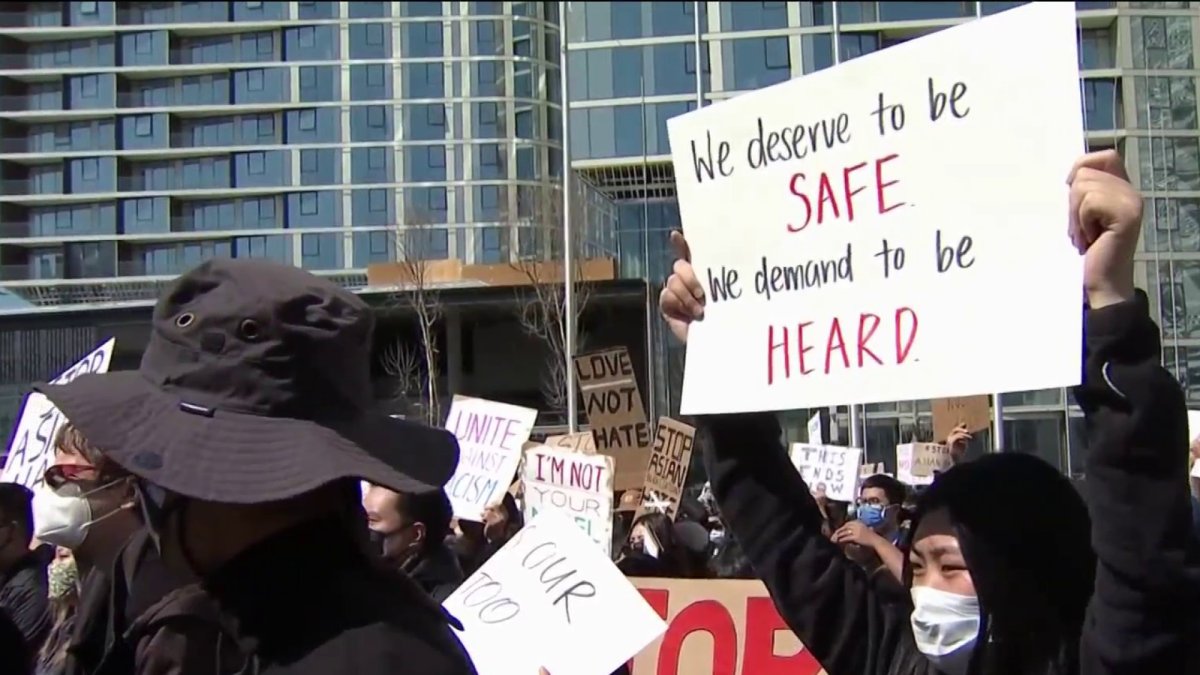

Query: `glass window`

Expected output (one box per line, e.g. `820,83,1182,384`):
299,109,317,131
134,115,153,137
80,1,98,14
1003,413,1067,473
428,146,445,168
366,105,386,128
1144,197,1200,253
134,32,153,55
298,26,316,48
246,69,265,91
1157,261,1200,339
256,113,274,136
300,149,318,173
81,158,98,180
255,32,273,55
368,188,388,212
840,33,879,62
1139,137,1200,191
299,66,317,89
1083,78,1121,131
1080,28,1114,70
473,20,498,54
723,37,791,91
801,33,834,74
80,75,98,97
1132,16,1194,70
366,24,385,46
299,191,318,215
367,64,386,88
1135,76,1197,131
721,2,789,31
367,146,386,170
247,152,265,174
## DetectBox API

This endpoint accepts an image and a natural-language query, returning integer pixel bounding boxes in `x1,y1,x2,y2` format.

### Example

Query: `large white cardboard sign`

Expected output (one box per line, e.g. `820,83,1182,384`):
522,445,615,556
443,510,667,675
444,396,539,522
666,2,1084,414
788,443,862,502
1,338,116,489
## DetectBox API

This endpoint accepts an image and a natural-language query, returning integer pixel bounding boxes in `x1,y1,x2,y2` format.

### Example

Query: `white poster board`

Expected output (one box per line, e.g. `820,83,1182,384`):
444,396,539,522
522,445,614,556
443,510,666,675
807,412,824,445
897,444,932,486
1,338,116,488
788,443,862,502
666,2,1084,414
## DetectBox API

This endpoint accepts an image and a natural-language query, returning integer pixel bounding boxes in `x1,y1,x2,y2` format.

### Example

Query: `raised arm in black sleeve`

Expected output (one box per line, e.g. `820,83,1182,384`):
1073,290,1200,673
697,412,926,675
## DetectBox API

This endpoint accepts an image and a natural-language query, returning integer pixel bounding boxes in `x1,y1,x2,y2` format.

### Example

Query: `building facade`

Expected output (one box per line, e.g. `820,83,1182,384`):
565,0,1199,476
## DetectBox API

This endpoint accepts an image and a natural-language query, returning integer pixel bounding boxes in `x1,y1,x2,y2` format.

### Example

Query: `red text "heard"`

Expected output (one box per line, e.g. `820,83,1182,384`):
767,308,919,384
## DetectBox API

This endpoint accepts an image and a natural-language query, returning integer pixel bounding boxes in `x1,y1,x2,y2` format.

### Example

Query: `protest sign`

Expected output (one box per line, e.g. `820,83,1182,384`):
638,417,695,520
807,411,823,445
931,395,991,441
444,396,538,522
574,348,653,490
788,444,862,502
444,511,665,675
665,2,1084,415
546,431,597,454
1,338,116,488
522,445,614,555
629,578,825,675
896,443,951,485
859,462,885,478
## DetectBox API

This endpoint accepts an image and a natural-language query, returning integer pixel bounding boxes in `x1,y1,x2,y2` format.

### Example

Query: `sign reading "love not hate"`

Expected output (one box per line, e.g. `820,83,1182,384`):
574,348,653,490
666,2,1084,415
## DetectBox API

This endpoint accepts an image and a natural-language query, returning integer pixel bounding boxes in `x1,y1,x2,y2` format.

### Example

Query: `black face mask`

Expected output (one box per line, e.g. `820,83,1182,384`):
368,528,387,554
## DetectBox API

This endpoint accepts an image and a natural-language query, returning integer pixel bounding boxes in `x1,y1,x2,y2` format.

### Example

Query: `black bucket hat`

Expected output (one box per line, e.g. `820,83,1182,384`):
34,258,459,504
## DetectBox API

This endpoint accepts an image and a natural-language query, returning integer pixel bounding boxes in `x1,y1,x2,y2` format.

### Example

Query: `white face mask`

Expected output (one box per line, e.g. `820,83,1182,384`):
910,586,980,675
33,479,125,551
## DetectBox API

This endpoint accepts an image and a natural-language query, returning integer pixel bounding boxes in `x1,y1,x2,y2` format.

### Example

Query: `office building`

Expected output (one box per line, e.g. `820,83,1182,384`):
565,1,1197,475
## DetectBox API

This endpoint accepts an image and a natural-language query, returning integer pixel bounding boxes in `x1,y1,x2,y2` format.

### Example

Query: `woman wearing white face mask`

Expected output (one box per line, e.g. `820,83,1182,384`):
658,151,1200,675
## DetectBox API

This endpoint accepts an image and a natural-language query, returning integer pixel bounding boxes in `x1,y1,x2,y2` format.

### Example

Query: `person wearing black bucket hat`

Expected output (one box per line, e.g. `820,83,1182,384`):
36,258,476,675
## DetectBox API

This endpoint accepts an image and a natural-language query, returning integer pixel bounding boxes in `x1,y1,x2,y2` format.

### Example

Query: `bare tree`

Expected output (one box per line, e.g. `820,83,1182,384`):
509,184,593,417
382,214,445,426
379,338,427,420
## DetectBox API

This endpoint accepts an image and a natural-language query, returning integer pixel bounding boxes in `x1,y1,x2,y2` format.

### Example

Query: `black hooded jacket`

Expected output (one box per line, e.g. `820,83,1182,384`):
697,291,1200,675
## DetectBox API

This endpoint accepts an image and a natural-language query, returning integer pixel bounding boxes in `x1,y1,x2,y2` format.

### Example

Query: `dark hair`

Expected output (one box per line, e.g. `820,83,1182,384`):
860,473,906,506
398,489,453,545
54,422,130,482
0,482,33,543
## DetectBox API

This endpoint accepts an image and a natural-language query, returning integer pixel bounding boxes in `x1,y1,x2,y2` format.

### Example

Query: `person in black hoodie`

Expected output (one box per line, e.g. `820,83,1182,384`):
364,484,464,602
658,150,1200,675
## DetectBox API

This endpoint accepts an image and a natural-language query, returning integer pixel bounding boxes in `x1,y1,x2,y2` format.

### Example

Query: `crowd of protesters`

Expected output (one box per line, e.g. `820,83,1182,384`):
0,148,1196,674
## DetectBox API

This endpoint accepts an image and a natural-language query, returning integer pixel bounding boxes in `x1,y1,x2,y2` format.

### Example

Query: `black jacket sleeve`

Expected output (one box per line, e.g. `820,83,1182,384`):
1073,291,1200,673
0,562,51,653
697,413,927,675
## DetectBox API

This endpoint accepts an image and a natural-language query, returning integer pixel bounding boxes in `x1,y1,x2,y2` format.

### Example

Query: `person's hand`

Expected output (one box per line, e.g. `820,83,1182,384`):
946,424,972,464
1068,150,1141,310
659,230,705,344
833,520,884,548
811,485,828,508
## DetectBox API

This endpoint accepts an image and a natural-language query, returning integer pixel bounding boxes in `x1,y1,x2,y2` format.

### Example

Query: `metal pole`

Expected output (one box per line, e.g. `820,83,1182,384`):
559,1,578,432
693,1,703,109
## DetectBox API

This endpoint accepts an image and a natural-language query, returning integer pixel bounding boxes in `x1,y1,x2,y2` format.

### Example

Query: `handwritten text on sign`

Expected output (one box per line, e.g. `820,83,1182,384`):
444,396,538,522
896,443,951,486
443,511,666,675
1,338,116,489
640,418,695,520
575,348,653,490
522,445,615,556
666,3,1085,414
788,444,862,502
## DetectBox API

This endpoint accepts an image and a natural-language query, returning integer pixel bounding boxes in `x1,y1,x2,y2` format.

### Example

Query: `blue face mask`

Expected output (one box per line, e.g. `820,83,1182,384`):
857,503,887,529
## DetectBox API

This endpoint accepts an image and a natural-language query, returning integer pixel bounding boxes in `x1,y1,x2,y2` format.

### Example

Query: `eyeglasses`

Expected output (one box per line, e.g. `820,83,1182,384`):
43,463,100,490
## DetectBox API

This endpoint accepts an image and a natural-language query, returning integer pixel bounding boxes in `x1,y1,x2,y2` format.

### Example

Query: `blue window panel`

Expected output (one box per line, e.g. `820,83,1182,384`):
473,144,504,180
69,73,115,110
64,241,117,278
31,165,64,195
297,2,336,20
472,102,501,138
240,196,278,230
285,25,338,61
179,157,231,190
238,31,275,63
287,190,340,228
132,78,175,107
31,119,116,153
351,146,393,184
406,145,447,182
300,233,342,270
402,63,443,99
475,227,507,264
403,2,443,17
299,149,339,186
28,83,64,111
182,116,236,148
349,23,390,59
404,187,448,223
352,231,394,267
233,1,285,21
351,188,395,227
349,2,389,18
180,74,231,105
128,161,172,191
232,234,290,264
469,60,501,97
474,185,502,221
233,68,287,104
285,107,340,143
30,37,115,69
25,5,64,27
180,200,238,231
68,157,117,194
120,113,167,150
402,104,447,141
349,105,392,142
120,197,168,234
350,64,392,101
120,31,167,66
69,1,114,27
180,36,235,64
31,203,117,237
403,226,449,260
402,21,443,58
297,65,339,102
233,151,287,188
30,249,64,279
177,2,230,23
239,113,277,144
